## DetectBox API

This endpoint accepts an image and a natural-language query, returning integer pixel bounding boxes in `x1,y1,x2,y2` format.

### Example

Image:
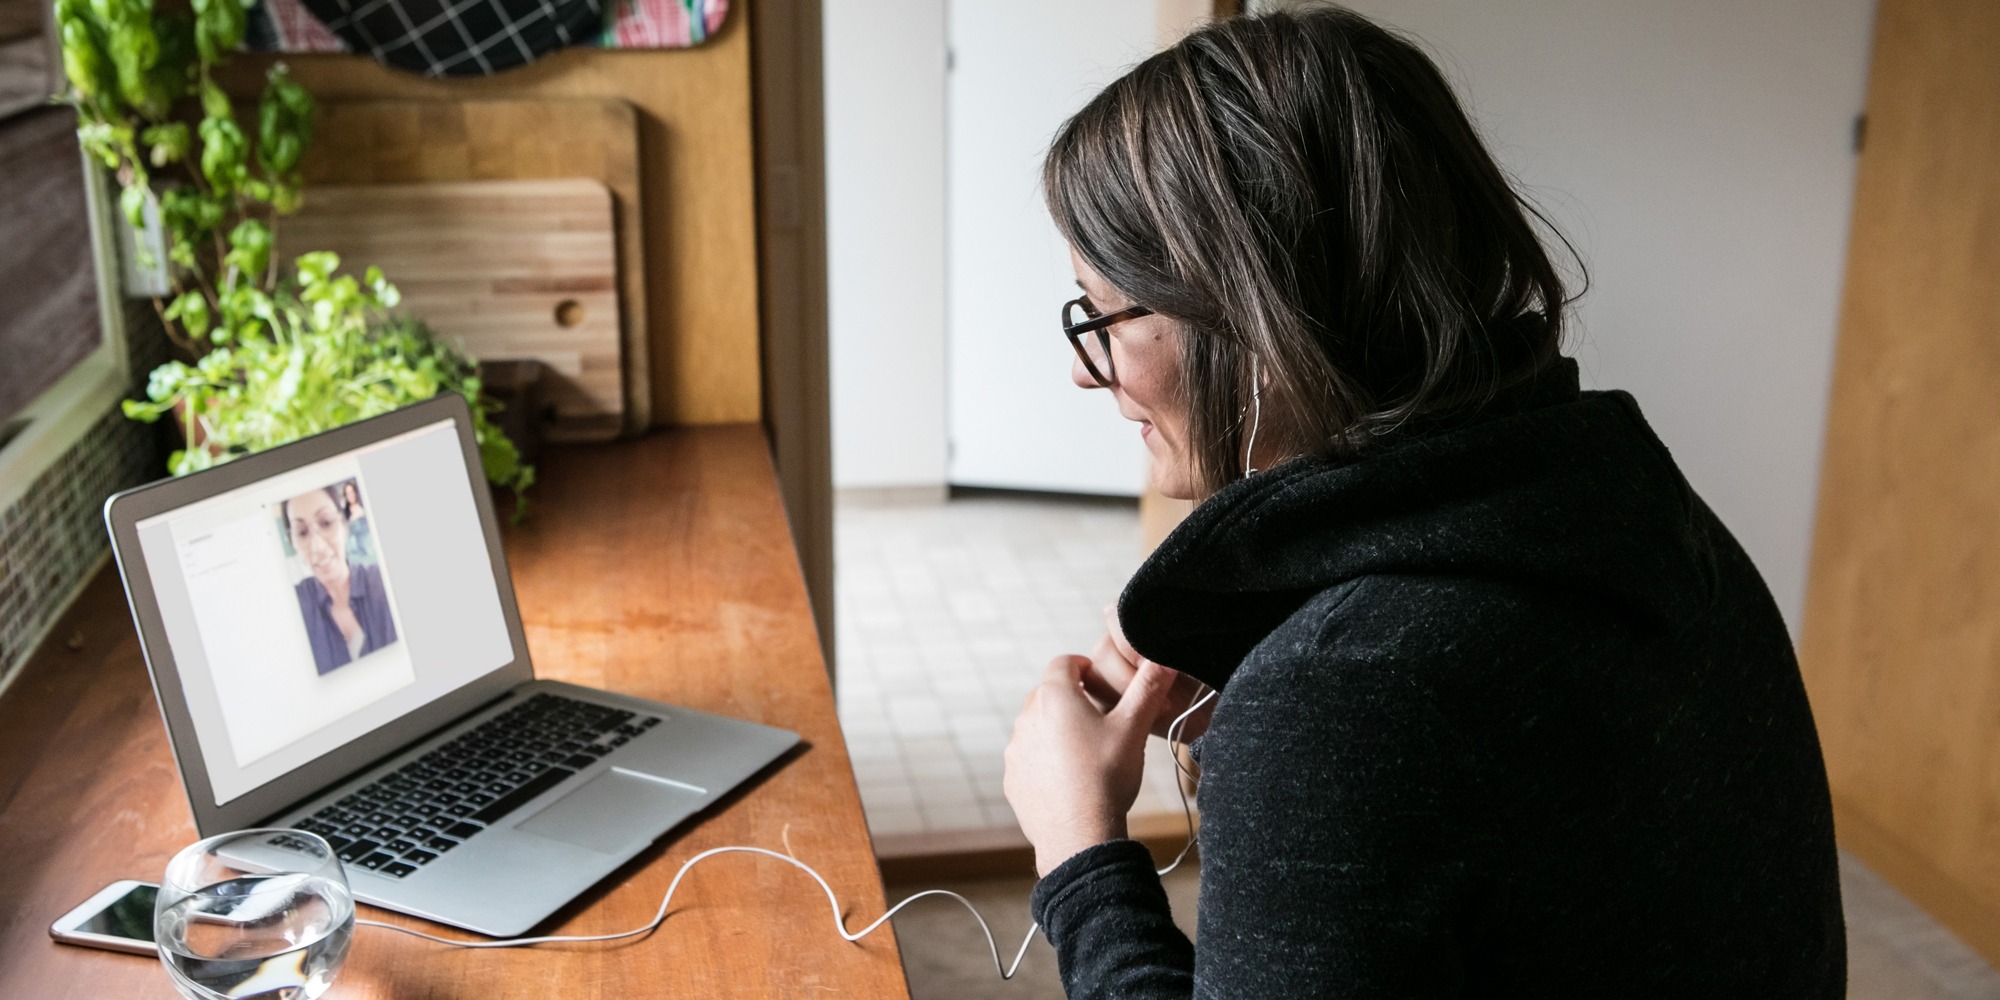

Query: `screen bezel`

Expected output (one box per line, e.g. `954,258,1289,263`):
103,393,535,836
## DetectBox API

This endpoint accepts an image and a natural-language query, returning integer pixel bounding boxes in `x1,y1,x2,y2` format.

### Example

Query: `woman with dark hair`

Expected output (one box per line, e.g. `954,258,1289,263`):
286,484,398,675
341,479,375,561
1000,7,1844,998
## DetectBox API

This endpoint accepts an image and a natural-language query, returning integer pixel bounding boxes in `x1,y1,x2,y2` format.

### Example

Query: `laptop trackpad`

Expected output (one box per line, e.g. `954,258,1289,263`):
516,768,706,854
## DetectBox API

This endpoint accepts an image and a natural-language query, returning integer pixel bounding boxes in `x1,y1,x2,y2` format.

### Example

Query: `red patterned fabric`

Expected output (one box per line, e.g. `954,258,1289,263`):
266,0,348,52
602,0,726,48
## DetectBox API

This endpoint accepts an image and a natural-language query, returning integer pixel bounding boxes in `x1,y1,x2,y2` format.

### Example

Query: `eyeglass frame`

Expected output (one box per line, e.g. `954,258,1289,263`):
1062,295,1154,387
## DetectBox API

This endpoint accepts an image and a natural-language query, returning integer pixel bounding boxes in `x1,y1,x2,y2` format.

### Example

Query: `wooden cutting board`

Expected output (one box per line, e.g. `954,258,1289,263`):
279,178,625,442
296,99,649,433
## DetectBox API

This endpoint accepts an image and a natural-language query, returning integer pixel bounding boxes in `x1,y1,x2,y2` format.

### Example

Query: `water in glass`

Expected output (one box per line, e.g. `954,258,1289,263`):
157,830,353,1000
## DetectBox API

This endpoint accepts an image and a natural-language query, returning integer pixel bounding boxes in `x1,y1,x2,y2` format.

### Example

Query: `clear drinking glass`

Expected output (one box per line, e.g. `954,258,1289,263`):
155,828,355,1000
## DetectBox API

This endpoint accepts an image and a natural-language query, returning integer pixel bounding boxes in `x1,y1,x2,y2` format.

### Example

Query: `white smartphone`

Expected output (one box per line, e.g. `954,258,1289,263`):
48,880,159,956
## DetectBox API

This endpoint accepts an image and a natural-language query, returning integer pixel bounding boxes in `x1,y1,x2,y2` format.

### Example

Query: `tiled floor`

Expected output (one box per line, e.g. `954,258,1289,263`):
1843,853,2000,998
887,851,2000,999
834,490,1187,837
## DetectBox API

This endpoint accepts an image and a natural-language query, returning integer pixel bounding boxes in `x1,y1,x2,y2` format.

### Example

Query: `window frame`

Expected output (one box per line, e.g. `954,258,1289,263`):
0,149,134,512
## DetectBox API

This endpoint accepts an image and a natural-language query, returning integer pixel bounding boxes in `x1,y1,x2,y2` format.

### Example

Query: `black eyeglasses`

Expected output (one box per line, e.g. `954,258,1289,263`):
1062,295,1153,387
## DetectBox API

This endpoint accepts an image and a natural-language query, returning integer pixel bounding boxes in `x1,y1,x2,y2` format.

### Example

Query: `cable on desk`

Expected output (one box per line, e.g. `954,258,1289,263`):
357,687,1218,981
359,844,1042,978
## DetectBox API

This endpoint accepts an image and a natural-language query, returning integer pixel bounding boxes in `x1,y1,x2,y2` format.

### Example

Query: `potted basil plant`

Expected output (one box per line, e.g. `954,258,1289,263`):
56,0,533,507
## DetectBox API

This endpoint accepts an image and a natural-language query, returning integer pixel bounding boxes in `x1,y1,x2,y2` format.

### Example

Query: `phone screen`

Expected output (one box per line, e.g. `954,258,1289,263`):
76,884,157,942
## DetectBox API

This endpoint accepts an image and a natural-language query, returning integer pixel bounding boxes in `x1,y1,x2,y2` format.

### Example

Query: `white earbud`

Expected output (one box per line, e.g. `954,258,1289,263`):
1244,357,1264,478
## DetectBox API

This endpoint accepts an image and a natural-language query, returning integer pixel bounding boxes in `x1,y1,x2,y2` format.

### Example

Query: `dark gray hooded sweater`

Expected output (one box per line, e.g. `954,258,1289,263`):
1028,360,1845,999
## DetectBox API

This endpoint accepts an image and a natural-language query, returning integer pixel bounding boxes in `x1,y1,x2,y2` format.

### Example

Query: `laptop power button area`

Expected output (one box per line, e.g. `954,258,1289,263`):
516,769,708,854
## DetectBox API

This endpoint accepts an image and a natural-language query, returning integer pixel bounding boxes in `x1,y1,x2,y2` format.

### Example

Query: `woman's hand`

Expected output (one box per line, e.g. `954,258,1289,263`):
1005,654,1177,876
1081,604,1215,742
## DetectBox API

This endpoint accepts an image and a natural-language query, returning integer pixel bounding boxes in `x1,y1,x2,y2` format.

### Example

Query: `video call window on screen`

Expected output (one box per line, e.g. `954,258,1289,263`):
276,477,403,676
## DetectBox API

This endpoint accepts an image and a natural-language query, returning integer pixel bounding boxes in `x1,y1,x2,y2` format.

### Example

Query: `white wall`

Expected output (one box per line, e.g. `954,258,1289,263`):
1330,0,1875,635
944,0,1158,496
824,0,949,490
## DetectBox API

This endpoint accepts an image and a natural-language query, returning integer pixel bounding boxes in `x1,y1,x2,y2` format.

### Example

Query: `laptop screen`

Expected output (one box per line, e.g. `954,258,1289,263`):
132,418,516,807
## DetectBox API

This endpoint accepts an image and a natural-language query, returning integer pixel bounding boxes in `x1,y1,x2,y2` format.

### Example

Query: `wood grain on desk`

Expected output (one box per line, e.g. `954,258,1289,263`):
0,426,911,999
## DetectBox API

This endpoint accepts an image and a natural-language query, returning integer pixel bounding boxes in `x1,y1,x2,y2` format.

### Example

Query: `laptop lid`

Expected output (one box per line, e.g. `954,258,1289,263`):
104,394,535,837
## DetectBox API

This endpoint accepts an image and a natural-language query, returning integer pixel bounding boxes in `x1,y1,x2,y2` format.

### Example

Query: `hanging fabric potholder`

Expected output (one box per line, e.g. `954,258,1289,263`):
295,0,604,76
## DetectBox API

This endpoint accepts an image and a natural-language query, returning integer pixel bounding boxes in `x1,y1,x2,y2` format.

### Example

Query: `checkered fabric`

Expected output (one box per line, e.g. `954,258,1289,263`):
297,0,603,76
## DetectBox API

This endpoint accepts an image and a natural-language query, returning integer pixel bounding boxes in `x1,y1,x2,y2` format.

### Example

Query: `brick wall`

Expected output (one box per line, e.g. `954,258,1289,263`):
0,304,167,682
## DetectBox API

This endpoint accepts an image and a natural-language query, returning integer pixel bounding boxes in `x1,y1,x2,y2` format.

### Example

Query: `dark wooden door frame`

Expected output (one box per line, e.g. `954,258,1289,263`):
749,0,835,671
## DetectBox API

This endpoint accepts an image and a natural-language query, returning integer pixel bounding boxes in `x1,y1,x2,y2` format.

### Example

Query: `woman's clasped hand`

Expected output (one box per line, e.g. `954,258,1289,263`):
1004,604,1214,877
1003,654,1171,878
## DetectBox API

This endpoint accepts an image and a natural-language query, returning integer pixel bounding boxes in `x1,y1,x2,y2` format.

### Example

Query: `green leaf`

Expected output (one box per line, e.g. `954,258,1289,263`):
73,120,120,168
271,64,312,117
259,132,300,176
108,20,163,118
143,360,191,401
215,284,273,344
141,121,190,166
197,114,248,195
190,0,246,64
293,250,338,286
478,424,520,484
118,182,148,226
164,291,212,341
196,196,225,230
256,96,281,155
273,341,304,404
58,20,117,105
365,266,402,309
223,218,271,283
86,0,120,29
199,76,233,122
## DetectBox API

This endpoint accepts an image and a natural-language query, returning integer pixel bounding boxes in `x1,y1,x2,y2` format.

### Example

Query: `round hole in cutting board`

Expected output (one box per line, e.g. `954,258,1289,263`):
554,299,585,328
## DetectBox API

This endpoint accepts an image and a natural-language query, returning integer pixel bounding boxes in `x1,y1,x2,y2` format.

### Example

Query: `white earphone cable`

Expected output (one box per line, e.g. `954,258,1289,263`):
355,844,1042,977
1244,357,1264,477
1155,686,1216,878
354,688,1218,980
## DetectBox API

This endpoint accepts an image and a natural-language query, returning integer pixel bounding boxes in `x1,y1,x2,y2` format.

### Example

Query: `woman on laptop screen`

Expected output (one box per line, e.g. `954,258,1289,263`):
998,7,1844,999
341,479,375,562
282,480,399,675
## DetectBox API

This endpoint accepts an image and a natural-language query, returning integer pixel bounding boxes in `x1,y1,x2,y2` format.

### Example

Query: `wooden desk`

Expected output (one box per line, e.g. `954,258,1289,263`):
0,426,911,999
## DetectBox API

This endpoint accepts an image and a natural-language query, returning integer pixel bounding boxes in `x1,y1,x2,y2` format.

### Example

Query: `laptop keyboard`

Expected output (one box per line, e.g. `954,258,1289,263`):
292,693,662,878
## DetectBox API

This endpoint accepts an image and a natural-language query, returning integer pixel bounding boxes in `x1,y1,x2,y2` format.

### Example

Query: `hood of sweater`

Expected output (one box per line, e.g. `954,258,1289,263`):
1118,358,1720,689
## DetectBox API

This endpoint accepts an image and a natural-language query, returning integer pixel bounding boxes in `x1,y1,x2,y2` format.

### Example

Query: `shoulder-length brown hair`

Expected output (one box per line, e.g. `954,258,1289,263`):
1044,4,1575,496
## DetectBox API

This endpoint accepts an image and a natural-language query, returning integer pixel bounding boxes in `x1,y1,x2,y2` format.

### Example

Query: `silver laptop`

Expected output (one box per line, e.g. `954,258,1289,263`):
104,393,799,936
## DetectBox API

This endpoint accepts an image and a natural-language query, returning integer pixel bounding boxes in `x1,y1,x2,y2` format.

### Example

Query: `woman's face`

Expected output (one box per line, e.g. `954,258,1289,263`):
1069,247,1196,499
288,489,351,587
